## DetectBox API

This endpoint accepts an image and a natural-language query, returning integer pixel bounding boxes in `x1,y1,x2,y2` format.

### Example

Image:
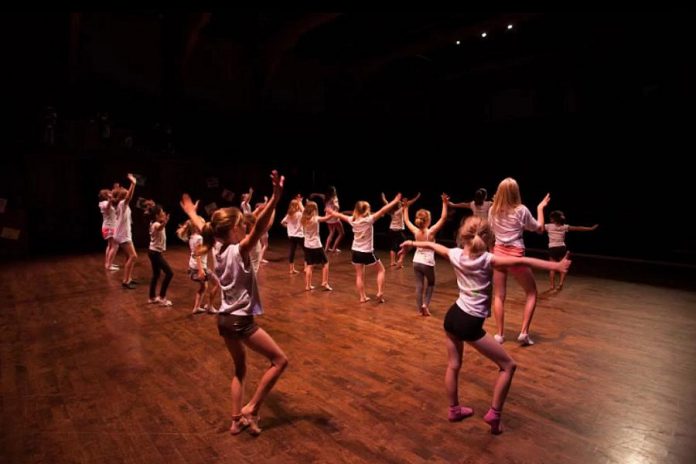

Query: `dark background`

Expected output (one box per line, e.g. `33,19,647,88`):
1,11,693,264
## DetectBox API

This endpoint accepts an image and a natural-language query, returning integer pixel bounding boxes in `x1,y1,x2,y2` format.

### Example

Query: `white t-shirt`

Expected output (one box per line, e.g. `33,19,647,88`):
241,202,252,215
249,241,262,274
214,242,262,316
99,200,116,229
188,234,207,269
412,231,436,267
469,201,492,219
282,212,304,238
389,208,404,230
303,217,323,249
325,197,340,224
413,247,435,266
113,200,132,244
545,223,569,248
489,205,539,248
149,222,166,252
448,248,493,319
349,215,376,252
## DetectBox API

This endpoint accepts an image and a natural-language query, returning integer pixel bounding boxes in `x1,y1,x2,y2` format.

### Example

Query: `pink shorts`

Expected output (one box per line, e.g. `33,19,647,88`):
102,227,115,239
493,244,526,271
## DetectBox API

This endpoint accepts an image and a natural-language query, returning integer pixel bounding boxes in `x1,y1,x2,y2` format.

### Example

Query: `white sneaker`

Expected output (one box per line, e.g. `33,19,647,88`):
148,297,162,304
192,307,207,314
517,333,534,346
493,334,505,344
159,299,173,307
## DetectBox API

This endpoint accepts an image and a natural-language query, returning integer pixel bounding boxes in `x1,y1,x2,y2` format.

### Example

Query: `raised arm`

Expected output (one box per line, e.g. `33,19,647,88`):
405,192,421,207
252,196,269,217
402,203,419,235
372,193,402,221
239,171,283,255
535,193,551,232
124,173,137,204
430,193,450,235
180,195,204,232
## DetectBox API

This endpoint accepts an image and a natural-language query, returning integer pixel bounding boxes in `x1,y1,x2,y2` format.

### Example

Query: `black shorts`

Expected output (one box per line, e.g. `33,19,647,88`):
352,250,379,266
304,247,328,266
388,229,406,252
217,314,259,339
443,303,486,342
549,246,567,262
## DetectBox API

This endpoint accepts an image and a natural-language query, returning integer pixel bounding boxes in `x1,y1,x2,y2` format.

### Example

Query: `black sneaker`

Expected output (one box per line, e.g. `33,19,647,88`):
122,282,136,289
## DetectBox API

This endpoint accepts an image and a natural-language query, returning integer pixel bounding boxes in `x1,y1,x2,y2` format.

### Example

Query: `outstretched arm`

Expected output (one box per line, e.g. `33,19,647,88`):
448,199,472,209
330,210,353,223
568,224,599,232
493,253,571,273
400,239,450,259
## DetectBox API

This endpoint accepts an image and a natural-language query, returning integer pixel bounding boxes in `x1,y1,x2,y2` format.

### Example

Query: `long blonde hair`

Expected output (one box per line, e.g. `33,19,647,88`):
490,177,521,218
198,207,245,255
458,216,493,258
352,201,370,220
301,201,318,227
287,199,301,215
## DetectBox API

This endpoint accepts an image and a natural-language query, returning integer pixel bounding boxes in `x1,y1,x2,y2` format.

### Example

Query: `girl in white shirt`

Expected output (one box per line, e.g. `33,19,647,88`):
180,170,287,437
331,194,401,303
300,201,334,291
280,197,305,274
310,186,344,253
98,188,119,271
545,210,598,291
401,216,570,434
177,220,219,314
113,173,138,289
380,192,421,268
449,187,493,220
146,205,173,306
488,177,550,346
402,193,449,316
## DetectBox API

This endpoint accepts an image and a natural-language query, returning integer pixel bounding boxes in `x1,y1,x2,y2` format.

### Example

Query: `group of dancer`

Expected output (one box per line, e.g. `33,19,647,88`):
98,171,597,436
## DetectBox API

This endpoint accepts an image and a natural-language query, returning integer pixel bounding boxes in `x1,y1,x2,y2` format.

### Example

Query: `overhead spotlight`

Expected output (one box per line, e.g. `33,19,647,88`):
507,24,513,30
456,40,461,45
481,32,487,38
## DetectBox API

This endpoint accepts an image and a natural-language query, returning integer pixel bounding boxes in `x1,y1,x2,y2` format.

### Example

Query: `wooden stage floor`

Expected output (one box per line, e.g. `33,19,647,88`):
2,242,695,463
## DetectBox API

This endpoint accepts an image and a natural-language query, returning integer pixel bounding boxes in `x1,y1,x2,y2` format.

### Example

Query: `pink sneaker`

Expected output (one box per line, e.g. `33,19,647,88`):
483,407,503,435
448,405,474,422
